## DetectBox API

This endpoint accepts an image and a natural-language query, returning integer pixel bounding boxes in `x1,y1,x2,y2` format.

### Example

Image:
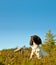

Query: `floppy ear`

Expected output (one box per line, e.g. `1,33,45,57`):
30,36,33,45
32,35,42,45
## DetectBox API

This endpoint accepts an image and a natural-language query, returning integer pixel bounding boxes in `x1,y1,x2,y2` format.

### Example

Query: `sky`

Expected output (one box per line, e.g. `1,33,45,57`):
0,0,56,50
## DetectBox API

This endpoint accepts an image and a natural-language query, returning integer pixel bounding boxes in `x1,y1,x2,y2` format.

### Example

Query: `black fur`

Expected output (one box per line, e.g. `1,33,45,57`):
30,35,42,45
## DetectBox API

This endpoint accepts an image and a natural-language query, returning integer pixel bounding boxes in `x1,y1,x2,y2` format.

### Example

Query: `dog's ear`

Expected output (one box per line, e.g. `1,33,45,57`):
32,35,42,45
30,36,33,45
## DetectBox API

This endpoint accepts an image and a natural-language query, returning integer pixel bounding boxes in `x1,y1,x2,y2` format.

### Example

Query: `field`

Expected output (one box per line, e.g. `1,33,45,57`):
0,44,56,65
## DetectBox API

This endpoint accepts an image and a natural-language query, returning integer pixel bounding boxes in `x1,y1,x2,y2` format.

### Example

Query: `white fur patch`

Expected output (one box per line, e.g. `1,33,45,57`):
30,42,48,59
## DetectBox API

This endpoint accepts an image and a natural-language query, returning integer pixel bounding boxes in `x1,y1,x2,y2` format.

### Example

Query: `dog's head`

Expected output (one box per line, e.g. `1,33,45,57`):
30,35,42,46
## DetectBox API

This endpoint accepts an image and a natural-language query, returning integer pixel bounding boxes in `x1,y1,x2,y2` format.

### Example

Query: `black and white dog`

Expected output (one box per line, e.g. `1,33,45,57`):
30,35,48,59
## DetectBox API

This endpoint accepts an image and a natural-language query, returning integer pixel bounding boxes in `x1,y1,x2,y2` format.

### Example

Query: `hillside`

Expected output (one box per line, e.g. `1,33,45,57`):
0,44,56,65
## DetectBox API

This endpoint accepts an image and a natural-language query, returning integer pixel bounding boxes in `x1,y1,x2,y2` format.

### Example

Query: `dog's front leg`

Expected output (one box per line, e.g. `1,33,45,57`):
29,49,34,60
35,48,42,59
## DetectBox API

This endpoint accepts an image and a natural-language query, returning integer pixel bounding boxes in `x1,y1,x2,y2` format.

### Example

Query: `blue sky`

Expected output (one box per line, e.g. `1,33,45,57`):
0,0,56,50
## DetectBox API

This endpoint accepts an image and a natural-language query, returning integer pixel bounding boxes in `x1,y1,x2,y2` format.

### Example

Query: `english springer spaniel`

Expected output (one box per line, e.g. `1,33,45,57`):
30,35,48,59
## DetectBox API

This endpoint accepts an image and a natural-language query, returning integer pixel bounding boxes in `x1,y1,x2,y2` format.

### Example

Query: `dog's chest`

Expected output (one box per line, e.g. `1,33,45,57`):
32,42,40,52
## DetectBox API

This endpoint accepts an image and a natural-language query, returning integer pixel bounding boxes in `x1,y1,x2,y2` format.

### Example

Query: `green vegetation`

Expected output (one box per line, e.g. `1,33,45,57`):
44,30,56,45
0,30,56,65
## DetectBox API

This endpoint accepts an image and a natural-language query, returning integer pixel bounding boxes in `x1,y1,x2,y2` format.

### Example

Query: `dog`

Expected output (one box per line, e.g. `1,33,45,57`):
30,35,48,59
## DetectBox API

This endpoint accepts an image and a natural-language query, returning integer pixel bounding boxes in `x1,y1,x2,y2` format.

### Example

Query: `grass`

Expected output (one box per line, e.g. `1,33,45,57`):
0,44,56,65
